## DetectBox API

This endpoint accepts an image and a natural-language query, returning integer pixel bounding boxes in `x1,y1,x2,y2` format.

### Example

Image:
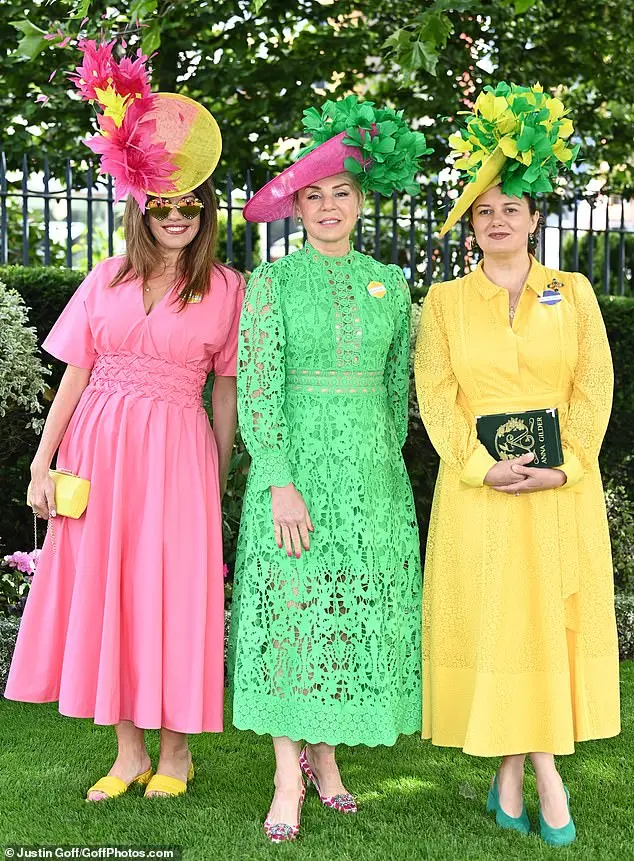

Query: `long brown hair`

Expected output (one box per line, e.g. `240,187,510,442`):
110,177,228,308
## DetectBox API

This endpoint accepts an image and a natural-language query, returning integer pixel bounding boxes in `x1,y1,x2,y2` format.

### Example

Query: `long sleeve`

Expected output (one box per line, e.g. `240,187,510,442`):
559,274,614,489
414,284,496,486
237,262,293,494
384,268,412,448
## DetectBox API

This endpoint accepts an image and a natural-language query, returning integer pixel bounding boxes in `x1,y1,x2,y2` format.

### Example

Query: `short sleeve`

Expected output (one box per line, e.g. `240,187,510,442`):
214,270,246,377
42,264,101,369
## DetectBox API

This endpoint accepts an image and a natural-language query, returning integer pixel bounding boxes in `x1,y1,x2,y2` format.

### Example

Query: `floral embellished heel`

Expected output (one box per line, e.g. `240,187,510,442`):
299,746,357,814
264,784,307,843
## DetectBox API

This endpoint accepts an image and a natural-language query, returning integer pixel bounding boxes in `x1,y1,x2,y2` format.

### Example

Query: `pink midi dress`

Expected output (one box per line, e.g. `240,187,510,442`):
5,256,244,733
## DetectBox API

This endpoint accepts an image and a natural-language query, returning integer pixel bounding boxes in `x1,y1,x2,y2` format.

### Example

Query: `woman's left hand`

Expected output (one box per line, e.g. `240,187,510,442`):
493,464,567,495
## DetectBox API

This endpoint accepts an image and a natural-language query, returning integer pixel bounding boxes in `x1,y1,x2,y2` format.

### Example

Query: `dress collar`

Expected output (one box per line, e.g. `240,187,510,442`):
471,256,547,299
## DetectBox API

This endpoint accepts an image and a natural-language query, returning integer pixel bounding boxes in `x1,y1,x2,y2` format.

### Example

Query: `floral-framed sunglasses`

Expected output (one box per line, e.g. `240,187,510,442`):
146,196,204,221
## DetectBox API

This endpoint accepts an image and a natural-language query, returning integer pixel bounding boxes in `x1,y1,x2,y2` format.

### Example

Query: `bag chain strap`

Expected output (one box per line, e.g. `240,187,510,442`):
32,510,56,554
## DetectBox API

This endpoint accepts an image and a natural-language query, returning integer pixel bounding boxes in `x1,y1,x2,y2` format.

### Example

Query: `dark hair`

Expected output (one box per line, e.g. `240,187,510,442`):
110,177,232,309
468,193,543,256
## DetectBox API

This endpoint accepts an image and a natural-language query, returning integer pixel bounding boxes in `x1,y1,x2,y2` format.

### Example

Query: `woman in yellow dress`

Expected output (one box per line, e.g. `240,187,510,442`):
415,83,620,847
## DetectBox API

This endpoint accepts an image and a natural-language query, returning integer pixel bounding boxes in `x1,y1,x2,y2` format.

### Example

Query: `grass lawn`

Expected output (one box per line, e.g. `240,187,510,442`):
0,664,632,861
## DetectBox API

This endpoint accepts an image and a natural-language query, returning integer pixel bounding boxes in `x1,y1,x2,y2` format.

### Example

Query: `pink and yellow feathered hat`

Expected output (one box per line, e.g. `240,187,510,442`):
244,95,433,223
71,40,221,211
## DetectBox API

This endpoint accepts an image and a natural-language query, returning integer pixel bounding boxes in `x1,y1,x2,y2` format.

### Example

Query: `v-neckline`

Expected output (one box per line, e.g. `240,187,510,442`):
141,283,174,318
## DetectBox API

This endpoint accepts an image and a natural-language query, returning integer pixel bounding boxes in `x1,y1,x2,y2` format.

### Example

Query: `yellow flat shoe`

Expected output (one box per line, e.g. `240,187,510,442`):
144,761,194,798
86,767,154,801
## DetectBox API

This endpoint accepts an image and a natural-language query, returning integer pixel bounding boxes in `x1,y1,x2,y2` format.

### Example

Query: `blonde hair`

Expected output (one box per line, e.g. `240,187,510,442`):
110,178,230,308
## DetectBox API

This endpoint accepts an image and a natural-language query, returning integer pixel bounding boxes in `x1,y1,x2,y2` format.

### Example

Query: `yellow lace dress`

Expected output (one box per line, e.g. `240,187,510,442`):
414,259,620,756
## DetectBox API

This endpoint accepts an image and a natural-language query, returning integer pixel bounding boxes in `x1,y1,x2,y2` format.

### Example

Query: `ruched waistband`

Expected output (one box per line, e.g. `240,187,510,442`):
88,352,206,408
285,368,386,396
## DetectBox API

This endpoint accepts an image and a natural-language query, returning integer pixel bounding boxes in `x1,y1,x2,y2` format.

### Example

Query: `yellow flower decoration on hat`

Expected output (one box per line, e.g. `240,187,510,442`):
440,82,580,236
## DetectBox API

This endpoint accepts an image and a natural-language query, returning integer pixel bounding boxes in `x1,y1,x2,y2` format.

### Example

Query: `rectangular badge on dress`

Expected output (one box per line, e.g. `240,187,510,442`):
538,278,563,306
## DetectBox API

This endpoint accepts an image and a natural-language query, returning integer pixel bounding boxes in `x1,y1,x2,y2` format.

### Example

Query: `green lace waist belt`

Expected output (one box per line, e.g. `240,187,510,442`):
285,368,386,395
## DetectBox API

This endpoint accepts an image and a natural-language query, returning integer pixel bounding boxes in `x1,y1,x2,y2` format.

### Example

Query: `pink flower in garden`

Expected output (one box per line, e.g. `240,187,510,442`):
223,564,230,579
35,94,50,105
3,550,40,574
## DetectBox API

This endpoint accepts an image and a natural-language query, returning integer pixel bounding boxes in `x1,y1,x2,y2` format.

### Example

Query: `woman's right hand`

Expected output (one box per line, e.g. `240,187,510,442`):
483,452,536,489
27,464,56,520
270,483,314,558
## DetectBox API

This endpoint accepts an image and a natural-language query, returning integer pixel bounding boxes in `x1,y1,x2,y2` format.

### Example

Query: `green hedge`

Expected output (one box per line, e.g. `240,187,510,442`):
615,595,634,661
0,615,19,696
1,266,633,589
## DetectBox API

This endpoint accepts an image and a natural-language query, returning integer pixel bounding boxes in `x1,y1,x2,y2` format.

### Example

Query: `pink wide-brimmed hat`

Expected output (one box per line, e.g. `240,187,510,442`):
243,132,362,223
243,96,433,224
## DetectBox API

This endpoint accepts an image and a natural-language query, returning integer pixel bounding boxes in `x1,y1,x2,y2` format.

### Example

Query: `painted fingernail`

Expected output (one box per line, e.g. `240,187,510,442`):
287,551,292,557
295,552,301,558
277,543,282,549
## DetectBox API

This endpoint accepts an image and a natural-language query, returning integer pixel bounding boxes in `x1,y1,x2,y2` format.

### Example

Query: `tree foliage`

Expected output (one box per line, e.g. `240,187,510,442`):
0,0,632,192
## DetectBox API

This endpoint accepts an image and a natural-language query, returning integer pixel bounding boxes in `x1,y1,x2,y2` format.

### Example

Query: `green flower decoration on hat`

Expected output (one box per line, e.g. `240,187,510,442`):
297,95,434,196
450,81,579,196
439,81,580,236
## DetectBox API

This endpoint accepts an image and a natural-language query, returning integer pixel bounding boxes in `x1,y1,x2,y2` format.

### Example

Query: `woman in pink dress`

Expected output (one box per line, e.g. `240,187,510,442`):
5,43,243,801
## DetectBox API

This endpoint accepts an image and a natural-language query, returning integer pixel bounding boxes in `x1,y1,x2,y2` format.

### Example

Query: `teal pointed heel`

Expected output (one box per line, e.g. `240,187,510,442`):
486,773,531,835
539,786,576,847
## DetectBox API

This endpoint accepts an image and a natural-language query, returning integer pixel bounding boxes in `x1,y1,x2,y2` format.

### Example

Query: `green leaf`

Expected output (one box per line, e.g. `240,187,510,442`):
251,0,269,12
410,39,440,76
419,12,453,49
517,126,538,151
344,127,365,146
382,27,413,53
10,19,49,60
502,175,526,198
302,107,323,130
71,0,91,18
432,0,476,12
373,136,397,155
522,163,542,183
531,176,554,193
514,0,536,12
130,0,159,18
141,21,161,55
343,157,363,175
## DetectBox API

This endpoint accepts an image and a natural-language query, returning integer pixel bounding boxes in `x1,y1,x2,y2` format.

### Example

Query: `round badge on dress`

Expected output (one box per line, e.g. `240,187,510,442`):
367,281,386,298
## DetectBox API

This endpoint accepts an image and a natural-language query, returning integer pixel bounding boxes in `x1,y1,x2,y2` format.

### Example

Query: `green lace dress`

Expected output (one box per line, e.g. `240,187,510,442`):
229,243,422,746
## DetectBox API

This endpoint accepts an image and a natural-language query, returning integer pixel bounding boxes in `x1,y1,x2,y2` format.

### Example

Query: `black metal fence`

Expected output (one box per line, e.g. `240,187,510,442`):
1,152,633,296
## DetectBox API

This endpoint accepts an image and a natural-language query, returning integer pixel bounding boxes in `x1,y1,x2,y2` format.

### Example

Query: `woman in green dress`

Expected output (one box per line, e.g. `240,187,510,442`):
230,98,432,842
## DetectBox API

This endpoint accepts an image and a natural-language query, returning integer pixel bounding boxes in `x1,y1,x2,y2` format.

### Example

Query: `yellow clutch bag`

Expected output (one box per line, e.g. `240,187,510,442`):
49,469,90,518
